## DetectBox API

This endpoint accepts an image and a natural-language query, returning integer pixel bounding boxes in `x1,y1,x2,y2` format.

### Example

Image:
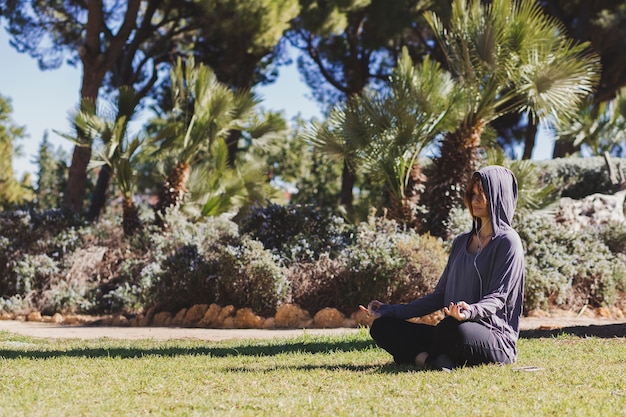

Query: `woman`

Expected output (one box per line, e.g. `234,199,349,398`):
362,165,525,370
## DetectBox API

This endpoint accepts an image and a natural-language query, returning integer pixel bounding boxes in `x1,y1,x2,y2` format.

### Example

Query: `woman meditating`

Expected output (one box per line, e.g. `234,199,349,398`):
362,166,525,370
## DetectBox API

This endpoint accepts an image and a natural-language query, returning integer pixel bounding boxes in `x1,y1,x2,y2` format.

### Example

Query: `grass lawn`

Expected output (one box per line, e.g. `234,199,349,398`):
1,327,625,416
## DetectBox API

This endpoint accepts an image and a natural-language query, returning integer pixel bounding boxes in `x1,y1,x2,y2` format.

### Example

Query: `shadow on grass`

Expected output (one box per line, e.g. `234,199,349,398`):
520,323,626,339
0,337,378,360
218,362,419,374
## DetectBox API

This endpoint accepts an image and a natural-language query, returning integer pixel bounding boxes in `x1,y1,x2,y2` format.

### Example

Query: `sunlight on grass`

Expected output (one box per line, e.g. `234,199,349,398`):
1,328,625,416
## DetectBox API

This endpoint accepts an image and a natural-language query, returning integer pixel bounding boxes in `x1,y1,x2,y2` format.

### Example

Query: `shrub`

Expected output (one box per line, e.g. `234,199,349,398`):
518,214,626,310
596,220,626,257
534,156,621,199
149,245,219,313
239,202,354,265
289,218,447,315
216,237,289,317
100,213,240,314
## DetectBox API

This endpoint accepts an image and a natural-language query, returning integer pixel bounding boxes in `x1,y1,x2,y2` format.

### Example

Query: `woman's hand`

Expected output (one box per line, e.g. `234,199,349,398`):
359,300,386,318
444,301,470,321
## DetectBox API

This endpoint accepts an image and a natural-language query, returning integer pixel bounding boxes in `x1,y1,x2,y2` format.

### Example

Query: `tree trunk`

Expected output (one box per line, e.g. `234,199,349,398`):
154,161,191,227
86,165,112,222
63,0,141,215
522,119,538,160
552,139,579,158
122,197,142,236
340,161,355,209
422,123,483,239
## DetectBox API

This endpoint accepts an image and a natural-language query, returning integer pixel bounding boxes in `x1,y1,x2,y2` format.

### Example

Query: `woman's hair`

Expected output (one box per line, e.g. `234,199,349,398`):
463,172,485,218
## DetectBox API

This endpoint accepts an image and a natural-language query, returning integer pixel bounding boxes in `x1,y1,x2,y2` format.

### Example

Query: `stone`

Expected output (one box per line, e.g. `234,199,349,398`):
198,304,222,327
274,304,311,328
171,308,188,326
27,311,43,322
183,304,209,327
152,311,172,326
233,308,264,329
217,305,235,324
50,313,64,324
312,307,344,328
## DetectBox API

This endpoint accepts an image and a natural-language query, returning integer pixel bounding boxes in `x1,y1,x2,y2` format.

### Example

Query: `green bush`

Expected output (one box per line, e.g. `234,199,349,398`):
102,213,240,314
150,244,219,313
216,237,289,317
518,214,626,310
289,218,447,315
240,202,354,265
534,156,621,199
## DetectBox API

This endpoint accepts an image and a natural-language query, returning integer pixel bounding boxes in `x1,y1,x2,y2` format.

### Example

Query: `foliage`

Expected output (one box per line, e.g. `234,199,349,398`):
240,202,354,265
35,132,68,209
518,214,626,310
191,0,300,89
553,87,626,156
149,244,220,313
422,0,601,238
289,217,447,314
265,116,343,208
596,220,626,256
216,237,289,316
0,93,34,208
288,0,440,104
308,49,462,226
534,156,620,199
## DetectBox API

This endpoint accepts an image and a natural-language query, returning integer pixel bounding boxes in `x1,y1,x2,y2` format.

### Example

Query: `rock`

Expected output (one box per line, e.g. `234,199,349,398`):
217,305,235,325
222,316,235,328
527,309,550,318
274,304,311,328
111,314,129,326
183,304,209,327
233,308,264,329
138,307,156,326
313,307,344,328
27,311,43,322
198,304,222,327
171,308,188,326
50,313,64,324
152,311,172,326
555,191,626,231
597,307,612,318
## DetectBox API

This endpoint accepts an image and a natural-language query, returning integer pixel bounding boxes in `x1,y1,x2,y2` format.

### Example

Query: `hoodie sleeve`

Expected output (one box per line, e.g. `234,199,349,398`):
465,232,524,321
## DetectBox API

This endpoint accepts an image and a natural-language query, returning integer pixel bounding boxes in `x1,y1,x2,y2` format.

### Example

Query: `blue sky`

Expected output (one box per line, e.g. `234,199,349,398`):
1,29,554,181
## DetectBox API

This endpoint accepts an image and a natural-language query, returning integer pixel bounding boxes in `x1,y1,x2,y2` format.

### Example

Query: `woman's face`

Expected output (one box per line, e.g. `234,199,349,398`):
471,182,489,220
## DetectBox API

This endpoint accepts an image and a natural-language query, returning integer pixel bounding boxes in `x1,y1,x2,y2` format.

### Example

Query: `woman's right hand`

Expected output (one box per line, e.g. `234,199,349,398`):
359,300,386,318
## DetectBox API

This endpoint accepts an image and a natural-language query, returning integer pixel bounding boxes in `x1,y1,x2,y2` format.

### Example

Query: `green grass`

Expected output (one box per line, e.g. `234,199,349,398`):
1,328,625,416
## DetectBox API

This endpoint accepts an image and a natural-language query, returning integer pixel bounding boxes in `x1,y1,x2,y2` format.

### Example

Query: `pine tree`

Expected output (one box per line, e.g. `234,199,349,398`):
35,131,67,209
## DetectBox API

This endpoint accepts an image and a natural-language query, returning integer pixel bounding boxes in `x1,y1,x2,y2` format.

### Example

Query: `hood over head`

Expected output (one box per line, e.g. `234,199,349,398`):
472,165,518,237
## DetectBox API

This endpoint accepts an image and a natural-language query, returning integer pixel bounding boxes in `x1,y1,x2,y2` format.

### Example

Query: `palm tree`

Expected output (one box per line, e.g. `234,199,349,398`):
152,57,260,226
553,87,626,157
308,49,462,227
422,0,601,238
183,137,276,220
76,87,144,236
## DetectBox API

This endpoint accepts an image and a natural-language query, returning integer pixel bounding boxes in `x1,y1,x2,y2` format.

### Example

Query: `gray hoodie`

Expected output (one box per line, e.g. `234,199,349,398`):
379,165,525,362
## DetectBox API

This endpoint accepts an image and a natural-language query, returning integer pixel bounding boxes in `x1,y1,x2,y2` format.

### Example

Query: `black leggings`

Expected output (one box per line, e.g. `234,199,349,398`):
370,316,512,367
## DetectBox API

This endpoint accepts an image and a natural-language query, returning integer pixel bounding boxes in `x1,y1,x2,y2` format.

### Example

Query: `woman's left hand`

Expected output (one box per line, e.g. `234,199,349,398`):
444,301,469,321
